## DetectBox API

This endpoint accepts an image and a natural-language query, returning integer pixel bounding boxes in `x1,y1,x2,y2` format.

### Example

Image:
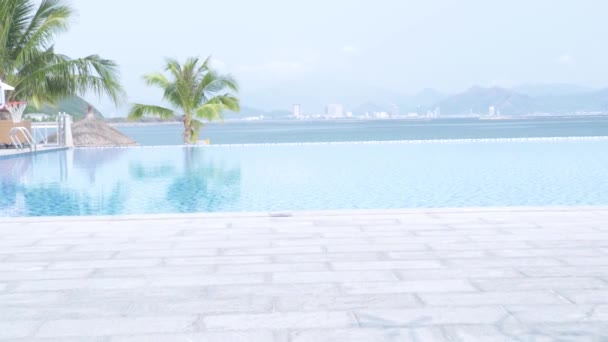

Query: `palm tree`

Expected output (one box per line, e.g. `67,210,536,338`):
0,0,123,108
128,57,239,144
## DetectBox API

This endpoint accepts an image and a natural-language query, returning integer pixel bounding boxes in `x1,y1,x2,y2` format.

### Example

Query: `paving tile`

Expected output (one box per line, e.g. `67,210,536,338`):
5,251,115,262
116,248,219,259
217,262,328,274
506,305,596,323
0,320,42,339
0,292,69,306
419,291,569,306
13,278,148,292
342,279,477,294
396,268,523,280
125,297,273,315
290,327,449,342
204,283,340,297
0,301,129,321
444,257,563,268
331,260,444,271
35,316,197,337
518,266,608,278
48,259,162,270
442,324,546,342
273,253,381,263
0,262,48,272
559,257,608,266
511,322,608,341
0,269,92,281
427,241,533,251
92,265,216,278
489,248,605,258
109,331,276,342
559,290,608,304
354,307,509,327
326,244,427,253
386,250,488,260
164,255,271,266
472,277,608,291
272,271,397,284
72,242,174,252
275,293,421,311
223,246,324,255
204,311,356,330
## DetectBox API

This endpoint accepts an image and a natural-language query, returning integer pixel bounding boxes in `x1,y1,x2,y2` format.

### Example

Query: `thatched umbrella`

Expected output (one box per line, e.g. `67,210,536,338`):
50,107,137,147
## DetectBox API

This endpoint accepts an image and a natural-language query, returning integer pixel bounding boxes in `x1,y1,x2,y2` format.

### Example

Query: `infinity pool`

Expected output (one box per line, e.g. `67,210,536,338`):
1,139,608,217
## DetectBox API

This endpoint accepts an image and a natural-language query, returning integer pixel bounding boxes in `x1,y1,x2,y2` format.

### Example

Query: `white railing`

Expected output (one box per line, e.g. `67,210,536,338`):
31,123,58,145
30,113,73,147
9,126,36,152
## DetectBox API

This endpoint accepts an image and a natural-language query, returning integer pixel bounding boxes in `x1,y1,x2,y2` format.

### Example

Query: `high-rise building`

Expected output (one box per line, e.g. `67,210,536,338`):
325,104,344,118
292,104,301,118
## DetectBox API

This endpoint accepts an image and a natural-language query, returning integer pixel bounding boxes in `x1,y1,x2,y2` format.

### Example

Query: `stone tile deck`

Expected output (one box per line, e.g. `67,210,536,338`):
1,207,608,341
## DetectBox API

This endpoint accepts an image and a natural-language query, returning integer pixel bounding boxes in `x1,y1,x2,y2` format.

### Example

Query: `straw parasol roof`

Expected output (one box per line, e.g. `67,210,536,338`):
49,106,137,147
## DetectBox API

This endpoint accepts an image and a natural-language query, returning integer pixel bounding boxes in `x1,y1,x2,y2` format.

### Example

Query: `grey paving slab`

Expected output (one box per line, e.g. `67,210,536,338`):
34,316,197,338
342,279,478,294
289,327,449,342
203,311,356,330
0,320,42,339
2,207,608,340
109,331,277,342
354,307,510,327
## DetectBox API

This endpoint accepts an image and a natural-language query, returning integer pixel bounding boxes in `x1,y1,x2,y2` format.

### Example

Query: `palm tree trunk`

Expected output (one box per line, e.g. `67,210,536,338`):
183,116,192,144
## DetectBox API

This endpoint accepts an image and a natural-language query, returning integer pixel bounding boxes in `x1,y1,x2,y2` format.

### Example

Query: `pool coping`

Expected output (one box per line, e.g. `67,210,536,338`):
0,146,70,160
4,205,608,222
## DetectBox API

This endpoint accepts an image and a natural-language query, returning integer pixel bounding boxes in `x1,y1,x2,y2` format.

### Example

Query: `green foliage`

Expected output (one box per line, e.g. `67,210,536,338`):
128,56,239,144
0,0,124,108
25,95,103,120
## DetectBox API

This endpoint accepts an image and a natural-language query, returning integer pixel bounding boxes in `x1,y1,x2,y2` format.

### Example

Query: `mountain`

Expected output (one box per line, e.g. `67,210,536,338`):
242,78,446,115
430,85,608,115
512,83,595,97
532,88,608,114
434,87,533,115
25,96,103,120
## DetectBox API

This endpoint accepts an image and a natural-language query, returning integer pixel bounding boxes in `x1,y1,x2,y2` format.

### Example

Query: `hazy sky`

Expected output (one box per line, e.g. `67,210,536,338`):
54,0,608,114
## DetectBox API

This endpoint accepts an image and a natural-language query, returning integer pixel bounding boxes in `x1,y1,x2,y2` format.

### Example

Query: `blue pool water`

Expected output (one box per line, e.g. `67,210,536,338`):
1,139,608,217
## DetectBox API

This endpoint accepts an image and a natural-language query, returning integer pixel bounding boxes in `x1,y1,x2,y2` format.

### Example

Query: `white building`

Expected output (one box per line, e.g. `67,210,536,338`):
488,106,496,116
25,113,52,121
292,104,301,118
325,104,344,118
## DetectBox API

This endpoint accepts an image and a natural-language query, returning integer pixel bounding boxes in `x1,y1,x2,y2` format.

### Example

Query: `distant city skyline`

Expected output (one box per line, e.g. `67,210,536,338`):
52,0,608,116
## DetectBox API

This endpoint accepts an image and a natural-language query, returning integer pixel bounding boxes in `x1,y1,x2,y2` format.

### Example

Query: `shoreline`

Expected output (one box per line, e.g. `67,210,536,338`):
106,114,608,127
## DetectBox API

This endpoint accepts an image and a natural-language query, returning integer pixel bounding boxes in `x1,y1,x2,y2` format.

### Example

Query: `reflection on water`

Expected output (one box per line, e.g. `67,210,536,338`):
166,147,241,212
0,147,242,216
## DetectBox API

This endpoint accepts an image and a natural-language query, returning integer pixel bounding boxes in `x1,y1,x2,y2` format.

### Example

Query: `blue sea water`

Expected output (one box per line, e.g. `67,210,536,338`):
115,117,608,145
1,139,608,217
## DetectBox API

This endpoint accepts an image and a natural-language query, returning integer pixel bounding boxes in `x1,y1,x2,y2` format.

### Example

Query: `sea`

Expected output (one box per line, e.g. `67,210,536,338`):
115,116,608,145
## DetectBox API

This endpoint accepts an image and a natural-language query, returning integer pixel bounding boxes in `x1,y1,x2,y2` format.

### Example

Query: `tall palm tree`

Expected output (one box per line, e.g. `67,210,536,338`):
128,57,239,144
0,0,123,108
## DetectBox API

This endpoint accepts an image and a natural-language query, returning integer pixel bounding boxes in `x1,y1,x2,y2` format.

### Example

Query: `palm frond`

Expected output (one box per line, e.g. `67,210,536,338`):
128,103,175,120
0,0,123,106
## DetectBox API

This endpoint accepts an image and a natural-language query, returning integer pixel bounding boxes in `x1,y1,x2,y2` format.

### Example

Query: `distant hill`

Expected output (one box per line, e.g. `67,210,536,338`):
25,96,103,120
429,86,608,115
512,83,595,97
434,87,534,115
